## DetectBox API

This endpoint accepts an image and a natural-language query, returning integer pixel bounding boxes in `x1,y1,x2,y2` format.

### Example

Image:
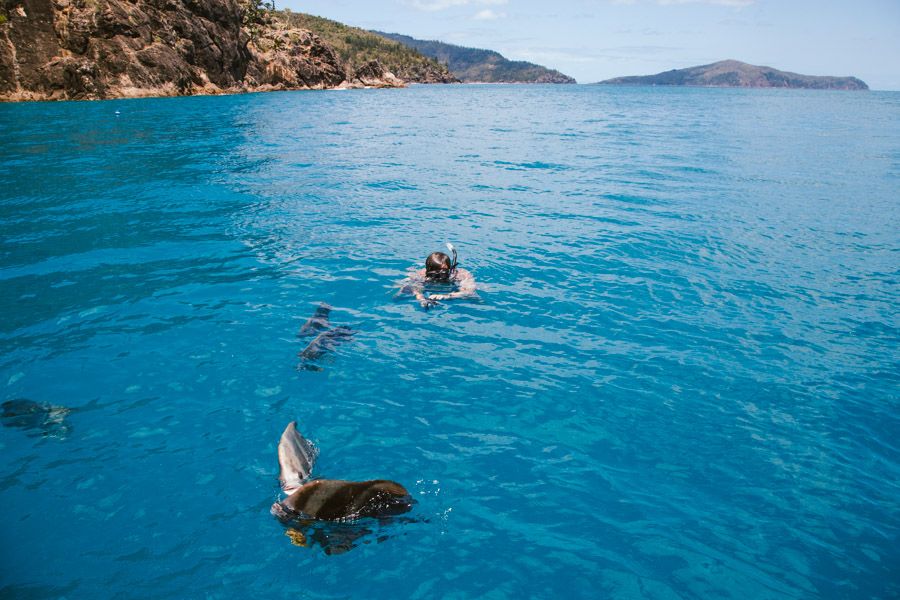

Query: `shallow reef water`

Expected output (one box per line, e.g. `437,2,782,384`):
1,85,898,598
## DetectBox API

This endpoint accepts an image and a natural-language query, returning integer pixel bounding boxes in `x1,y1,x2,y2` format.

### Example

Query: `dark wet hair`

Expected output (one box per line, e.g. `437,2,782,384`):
425,252,452,279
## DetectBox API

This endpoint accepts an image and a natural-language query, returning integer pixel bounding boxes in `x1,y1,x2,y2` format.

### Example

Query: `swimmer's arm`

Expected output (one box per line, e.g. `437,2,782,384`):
430,270,476,301
415,288,437,308
396,280,421,296
405,271,435,307
397,270,425,296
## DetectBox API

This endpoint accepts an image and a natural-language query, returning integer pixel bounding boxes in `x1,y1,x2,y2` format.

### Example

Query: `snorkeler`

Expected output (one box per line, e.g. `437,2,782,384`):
399,243,476,309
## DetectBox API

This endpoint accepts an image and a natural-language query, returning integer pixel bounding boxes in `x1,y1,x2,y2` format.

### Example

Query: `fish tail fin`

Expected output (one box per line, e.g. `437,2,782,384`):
278,421,318,494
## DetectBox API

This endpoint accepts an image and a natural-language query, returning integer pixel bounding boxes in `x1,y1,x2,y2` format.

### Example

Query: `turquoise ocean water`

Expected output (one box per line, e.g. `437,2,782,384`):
1,85,898,598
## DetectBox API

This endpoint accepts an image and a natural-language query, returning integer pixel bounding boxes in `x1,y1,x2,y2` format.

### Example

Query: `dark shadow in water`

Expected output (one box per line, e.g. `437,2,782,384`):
0,580,81,599
1,399,72,439
275,512,419,555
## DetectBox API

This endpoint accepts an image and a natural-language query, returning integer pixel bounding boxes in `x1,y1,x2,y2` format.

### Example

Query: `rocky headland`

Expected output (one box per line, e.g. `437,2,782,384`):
375,32,576,84
0,0,448,101
281,13,456,86
597,60,868,90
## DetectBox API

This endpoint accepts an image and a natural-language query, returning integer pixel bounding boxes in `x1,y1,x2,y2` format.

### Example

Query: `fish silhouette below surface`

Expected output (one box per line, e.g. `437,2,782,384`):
271,422,415,554
297,303,332,337
296,303,355,371
1,399,71,438
298,327,355,363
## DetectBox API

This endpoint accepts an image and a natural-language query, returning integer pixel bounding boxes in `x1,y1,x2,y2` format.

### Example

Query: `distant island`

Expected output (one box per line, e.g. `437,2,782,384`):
597,60,868,90
374,32,576,84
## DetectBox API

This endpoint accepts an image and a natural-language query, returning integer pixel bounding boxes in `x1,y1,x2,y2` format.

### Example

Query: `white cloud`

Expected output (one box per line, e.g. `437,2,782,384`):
511,44,681,65
473,9,505,20
658,0,754,6
406,0,507,12
608,0,754,5
514,49,599,65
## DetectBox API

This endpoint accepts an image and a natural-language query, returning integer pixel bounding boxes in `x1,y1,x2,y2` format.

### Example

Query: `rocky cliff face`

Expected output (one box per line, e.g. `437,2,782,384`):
0,0,404,101
243,24,345,92
280,12,456,86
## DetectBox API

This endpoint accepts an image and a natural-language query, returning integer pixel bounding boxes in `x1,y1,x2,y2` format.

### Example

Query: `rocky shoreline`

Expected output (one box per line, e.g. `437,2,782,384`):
0,0,422,101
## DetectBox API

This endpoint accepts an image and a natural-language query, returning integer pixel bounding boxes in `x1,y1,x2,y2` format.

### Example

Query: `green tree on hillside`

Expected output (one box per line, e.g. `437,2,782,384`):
242,0,275,32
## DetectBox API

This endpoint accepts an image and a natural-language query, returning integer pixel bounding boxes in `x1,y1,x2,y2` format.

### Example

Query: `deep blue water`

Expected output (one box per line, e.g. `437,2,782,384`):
1,85,898,599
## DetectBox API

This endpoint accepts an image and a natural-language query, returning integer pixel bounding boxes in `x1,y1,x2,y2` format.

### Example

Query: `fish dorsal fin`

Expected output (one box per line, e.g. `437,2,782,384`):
278,421,318,495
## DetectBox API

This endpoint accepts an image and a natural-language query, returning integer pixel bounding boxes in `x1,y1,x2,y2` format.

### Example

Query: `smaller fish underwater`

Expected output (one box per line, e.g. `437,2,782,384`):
1,399,72,439
296,303,356,371
271,421,415,554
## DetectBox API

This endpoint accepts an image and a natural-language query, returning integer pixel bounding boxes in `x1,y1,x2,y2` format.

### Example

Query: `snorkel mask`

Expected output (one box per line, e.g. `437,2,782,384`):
425,243,459,282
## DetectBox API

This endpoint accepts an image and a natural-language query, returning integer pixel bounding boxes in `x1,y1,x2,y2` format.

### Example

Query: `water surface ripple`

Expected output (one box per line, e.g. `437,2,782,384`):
1,86,898,599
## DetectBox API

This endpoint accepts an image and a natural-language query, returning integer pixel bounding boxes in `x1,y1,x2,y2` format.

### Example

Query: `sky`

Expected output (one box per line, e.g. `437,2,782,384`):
279,0,900,90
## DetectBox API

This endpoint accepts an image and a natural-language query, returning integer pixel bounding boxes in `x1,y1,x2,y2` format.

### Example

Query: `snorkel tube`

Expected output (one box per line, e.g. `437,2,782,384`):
446,242,458,275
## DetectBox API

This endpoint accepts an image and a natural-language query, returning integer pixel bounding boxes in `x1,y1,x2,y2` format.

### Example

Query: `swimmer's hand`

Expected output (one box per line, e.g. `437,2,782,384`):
419,297,438,309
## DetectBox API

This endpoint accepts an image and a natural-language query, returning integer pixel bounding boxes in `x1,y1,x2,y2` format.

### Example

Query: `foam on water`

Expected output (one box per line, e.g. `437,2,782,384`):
1,85,898,598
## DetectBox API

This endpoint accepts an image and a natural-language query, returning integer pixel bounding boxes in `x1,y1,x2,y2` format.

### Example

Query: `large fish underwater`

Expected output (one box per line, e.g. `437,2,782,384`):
270,422,415,554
